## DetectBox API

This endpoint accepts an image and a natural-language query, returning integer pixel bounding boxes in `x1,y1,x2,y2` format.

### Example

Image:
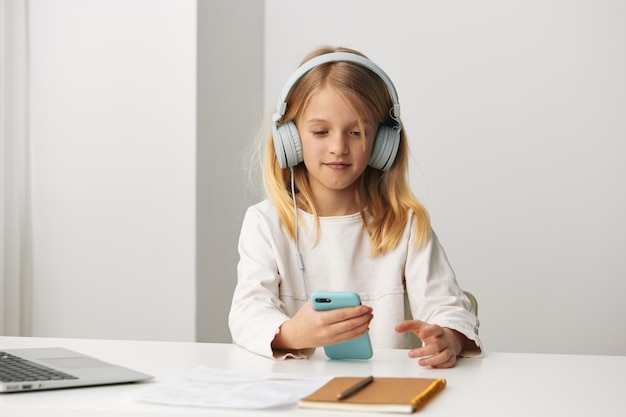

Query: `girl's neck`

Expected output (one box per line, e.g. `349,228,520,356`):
305,191,360,217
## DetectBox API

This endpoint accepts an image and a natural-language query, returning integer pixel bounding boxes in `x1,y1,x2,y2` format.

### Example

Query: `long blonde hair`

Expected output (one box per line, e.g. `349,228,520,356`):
263,46,430,255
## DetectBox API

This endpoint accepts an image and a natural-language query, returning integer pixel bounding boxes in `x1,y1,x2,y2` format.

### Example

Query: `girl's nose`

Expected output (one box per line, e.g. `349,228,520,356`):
328,132,349,155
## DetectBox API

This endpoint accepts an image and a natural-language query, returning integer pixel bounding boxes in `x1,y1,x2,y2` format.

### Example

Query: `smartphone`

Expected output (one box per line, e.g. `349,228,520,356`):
311,291,373,360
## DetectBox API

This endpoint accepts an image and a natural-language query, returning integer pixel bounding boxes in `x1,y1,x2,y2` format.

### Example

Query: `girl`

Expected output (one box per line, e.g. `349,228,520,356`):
229,46,482,368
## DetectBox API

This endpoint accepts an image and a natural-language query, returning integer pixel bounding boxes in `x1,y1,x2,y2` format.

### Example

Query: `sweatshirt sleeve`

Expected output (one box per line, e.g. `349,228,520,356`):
228,205,313,360
405,227,483,357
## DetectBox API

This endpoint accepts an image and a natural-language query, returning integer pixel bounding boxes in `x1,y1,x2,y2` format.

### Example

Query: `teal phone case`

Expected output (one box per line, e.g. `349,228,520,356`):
311,291,373,360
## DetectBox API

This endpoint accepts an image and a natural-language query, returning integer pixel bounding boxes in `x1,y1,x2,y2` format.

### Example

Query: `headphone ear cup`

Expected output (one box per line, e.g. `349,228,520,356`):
273,121,303,168
369,125,400,171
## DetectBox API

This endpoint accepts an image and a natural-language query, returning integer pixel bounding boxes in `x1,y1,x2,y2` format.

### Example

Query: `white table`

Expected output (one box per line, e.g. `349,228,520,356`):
1,336,624,416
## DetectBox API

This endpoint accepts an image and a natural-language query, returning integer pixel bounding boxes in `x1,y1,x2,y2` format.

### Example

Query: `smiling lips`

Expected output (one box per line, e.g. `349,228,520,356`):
324,162,351,170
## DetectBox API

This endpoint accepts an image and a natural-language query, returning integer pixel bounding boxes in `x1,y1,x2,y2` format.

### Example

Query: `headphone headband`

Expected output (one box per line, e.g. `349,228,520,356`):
274,52,401,126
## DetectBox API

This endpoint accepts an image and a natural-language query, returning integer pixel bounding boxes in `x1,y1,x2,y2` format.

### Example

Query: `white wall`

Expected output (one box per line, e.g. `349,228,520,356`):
28,0,197,341
265,0,626,355
15,0,626,355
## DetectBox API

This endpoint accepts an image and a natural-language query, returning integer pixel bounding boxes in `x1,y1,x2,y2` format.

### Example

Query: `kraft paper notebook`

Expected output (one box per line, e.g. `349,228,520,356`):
298,376,446,414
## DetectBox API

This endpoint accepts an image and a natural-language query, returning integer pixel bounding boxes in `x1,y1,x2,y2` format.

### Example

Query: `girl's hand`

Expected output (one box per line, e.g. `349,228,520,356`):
395,320,466,368
272,300,373,351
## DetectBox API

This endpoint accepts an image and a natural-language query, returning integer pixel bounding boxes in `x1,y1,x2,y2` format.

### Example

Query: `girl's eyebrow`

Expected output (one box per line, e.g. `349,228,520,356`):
302,118,360,125
302,118,329,124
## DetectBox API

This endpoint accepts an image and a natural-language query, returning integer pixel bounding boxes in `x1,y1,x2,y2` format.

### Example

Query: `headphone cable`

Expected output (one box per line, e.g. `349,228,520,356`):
290,167,305,272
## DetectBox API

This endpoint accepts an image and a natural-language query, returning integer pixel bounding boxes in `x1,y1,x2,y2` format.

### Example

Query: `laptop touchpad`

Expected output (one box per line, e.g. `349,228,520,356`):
40,357,109,369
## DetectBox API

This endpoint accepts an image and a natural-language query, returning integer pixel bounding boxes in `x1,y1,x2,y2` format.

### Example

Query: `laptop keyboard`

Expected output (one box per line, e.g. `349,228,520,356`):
0,352,79,382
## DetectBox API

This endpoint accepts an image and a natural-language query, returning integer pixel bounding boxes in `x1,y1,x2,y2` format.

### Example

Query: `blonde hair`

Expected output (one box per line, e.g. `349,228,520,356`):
263,46,431,255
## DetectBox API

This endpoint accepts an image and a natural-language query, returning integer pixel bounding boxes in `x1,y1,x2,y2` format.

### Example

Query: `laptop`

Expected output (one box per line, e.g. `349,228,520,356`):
0,347,153,393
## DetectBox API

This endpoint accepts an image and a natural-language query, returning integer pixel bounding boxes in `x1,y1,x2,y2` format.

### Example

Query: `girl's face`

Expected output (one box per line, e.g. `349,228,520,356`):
298,85,375,209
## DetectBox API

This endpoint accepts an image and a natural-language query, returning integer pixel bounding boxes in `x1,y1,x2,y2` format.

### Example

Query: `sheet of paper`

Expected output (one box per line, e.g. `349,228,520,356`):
133,366,332,409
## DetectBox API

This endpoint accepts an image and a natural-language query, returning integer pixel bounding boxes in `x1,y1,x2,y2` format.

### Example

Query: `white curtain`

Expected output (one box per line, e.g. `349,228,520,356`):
1,0,31,336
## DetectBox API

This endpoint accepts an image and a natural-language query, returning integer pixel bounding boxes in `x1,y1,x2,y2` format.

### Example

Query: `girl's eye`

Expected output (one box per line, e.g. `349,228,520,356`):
313,130,328,136
349,131,362,137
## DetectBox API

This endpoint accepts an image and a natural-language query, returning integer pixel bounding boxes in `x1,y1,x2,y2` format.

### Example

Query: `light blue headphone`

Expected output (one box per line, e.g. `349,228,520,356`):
272,52,402,171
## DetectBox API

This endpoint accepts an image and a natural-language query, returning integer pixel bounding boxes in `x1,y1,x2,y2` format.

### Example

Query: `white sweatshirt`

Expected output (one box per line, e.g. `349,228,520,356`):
229,199,482,360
